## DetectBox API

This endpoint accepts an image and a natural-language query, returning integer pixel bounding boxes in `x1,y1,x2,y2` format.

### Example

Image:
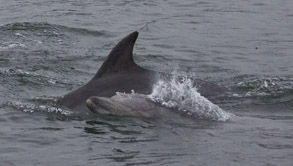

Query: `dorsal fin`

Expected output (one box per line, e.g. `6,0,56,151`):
94,31,141,78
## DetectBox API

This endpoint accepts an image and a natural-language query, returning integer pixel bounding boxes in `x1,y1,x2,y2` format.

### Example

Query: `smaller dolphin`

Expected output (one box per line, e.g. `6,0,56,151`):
86,93,178,119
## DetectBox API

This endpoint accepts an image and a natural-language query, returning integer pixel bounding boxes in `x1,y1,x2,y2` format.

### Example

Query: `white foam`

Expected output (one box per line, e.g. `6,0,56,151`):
0,42,26,50
6,101,72,115
148,74,233,121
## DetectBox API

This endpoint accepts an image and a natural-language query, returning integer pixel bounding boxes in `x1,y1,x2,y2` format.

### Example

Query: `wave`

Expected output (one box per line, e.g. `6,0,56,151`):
0,68,73,88
235,75,293,96
231,75,293,105
3,96,72,116
0,22,111,52
0,22,110,37
4,101,70,114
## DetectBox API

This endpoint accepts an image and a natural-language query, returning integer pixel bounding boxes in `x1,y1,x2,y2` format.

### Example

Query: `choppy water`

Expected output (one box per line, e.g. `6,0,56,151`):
1,0,293,165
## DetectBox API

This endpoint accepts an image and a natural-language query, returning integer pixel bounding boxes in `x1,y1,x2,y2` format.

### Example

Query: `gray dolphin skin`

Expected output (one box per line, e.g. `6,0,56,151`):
86,93,179,119
57,31,228,112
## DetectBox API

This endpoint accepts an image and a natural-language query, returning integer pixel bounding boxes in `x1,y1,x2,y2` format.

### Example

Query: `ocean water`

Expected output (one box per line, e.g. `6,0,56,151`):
1,0,293,165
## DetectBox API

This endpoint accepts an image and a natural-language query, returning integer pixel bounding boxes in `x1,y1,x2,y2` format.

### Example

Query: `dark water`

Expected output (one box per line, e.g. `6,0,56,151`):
1,0,293,165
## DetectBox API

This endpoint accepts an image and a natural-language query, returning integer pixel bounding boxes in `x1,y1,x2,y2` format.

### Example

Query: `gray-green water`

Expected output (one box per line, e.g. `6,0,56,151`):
1,0,293,165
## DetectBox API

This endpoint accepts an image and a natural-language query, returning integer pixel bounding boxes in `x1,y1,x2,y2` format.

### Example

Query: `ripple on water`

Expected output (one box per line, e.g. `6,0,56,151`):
0,22,110,37
231,75,293,99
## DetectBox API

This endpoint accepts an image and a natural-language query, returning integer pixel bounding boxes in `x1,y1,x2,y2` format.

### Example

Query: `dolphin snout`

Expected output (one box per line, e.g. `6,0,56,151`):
86,98,93,105
86,98,99,114
86,96,110,115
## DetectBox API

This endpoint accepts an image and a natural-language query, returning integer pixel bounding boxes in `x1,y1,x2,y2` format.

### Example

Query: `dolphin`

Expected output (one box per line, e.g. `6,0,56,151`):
86,93,188,121
56,31,228,113
85,92,233,121
85,93,164,118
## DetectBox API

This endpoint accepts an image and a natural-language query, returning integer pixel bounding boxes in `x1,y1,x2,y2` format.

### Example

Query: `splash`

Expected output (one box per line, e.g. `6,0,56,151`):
148,74,233,121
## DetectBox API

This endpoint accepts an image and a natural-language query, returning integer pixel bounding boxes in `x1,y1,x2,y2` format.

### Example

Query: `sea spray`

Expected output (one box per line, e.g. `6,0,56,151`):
148,75,233,121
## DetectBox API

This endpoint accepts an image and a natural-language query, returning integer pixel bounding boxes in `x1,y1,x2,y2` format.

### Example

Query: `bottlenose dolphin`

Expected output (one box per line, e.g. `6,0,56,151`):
86,93,188,121
86,93,165,118
86,92,233,121
57,31,228,113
